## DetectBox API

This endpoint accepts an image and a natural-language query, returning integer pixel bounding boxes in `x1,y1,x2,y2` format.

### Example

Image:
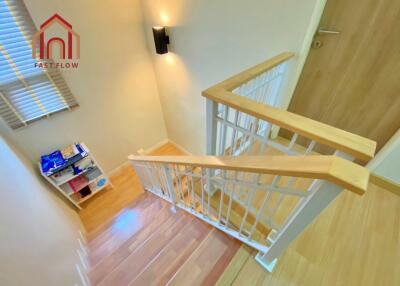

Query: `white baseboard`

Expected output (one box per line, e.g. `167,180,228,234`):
107,161,131,177
143,138,169,154
107,138,192,178
141,138,192,155
167,139,192,155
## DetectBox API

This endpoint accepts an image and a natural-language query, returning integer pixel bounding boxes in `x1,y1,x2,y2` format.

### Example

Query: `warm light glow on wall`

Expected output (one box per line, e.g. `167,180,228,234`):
165,53,175,64
160,11,169,24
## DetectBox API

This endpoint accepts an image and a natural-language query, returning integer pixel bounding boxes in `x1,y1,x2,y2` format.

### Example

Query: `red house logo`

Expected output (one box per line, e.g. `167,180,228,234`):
32,14,80,60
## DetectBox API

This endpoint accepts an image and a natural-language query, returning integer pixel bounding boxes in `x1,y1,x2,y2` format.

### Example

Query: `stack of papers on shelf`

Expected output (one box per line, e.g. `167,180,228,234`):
61,144,79,159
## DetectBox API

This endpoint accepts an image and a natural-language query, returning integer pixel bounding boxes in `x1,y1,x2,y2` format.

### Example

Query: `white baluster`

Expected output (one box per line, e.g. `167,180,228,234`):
206,168,212,216
206,99,218,155
219,105,229,155
200,167,206,215
162,164,177,206
305,140,316,155
239,174,260,234
132,163,147,190
218,180,227,224
247,118,260,155
287,133,298,150
230,110,240,155
334,150,354,161
268,177,296,224
173,165,184,203
248,176,280,238
188,167,196,209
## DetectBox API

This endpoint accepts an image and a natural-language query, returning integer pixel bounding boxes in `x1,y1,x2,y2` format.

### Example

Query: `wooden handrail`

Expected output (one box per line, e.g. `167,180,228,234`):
129,155,369,195
202,53,377,162
210,52,295,91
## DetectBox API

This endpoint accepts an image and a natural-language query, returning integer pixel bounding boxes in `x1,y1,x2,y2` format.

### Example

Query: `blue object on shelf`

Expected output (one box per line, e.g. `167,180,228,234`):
75,143,87,156
41,150,65,175
40,143,89,177
97,178,107,187
72,164,81,175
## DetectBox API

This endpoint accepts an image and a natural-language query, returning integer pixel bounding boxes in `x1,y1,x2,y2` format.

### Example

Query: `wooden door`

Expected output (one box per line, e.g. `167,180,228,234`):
288,0,400,150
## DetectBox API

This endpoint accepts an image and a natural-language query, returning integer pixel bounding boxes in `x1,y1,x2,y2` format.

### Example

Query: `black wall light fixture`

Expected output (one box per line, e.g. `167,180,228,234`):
152,26,170,54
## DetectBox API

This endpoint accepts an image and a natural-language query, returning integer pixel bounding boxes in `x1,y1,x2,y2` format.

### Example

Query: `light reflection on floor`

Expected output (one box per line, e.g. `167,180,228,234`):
112,210,140,233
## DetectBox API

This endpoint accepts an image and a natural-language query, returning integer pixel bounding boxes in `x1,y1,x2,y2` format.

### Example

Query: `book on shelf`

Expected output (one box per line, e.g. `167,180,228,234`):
68,176,89,193
51,166,74,184
40,143,89,176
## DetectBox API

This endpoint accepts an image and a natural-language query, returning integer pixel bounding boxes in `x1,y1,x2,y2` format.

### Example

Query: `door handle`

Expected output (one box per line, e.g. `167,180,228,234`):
317,28,340,35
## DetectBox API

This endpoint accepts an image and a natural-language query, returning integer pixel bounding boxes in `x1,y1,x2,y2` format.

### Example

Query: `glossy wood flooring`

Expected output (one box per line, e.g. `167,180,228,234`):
87,192,240,285
80,142,400,286
80,143,240,285
79,143,187,233
217,181,400,286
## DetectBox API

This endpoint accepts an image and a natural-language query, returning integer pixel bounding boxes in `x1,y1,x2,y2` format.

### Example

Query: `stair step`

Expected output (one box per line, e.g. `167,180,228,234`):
86,193,154,242
165,228,240,286
215,245,255,286
129,217,212,286
87,194,158,250
88,203,178,285
97,212,191,285
88,194,169,265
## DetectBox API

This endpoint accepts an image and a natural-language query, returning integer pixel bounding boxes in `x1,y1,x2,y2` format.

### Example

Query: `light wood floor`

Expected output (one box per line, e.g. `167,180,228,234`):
80,143,240,285
87,192,240,285
217,181,400,286
80,142,400,286
79,143,187,233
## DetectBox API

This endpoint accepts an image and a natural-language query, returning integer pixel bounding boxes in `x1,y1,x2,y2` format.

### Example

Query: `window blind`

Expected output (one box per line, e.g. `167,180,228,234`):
0,0,78,129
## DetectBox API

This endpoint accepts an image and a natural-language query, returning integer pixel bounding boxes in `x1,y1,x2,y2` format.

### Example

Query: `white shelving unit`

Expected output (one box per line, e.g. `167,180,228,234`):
39,142,112,210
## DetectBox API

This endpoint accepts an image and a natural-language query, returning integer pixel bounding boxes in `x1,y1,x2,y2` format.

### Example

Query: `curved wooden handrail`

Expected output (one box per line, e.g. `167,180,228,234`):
129,155,369,195
202,53,377,162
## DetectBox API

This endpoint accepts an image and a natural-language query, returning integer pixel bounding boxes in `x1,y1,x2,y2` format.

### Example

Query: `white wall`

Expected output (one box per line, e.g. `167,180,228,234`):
140,0,322,154
0,135,85,286
368,129,400,184
0,0,167,173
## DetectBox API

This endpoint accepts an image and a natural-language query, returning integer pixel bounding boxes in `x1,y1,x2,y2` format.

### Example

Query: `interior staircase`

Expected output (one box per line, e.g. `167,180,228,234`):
127,52,376,273
84,52,377,285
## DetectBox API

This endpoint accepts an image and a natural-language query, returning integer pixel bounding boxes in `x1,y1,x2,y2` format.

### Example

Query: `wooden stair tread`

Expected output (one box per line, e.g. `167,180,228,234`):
97,213,192,285
88,204,179,285
165,228,241,286
88,196,156,251
215,245,255,286
86,191,242,286
129,218,212,286
88,194,169,265
87,193,155,242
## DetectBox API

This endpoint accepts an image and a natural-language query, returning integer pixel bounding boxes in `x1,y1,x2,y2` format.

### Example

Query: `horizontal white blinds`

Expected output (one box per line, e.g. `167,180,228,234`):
0,0,78,129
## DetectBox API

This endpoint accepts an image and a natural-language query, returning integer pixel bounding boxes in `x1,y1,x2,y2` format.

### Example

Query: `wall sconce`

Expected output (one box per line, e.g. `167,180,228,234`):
152,26,169,54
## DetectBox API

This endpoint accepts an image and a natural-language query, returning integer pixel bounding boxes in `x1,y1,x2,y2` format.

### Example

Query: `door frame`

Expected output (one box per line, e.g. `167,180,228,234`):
278,0,327,110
